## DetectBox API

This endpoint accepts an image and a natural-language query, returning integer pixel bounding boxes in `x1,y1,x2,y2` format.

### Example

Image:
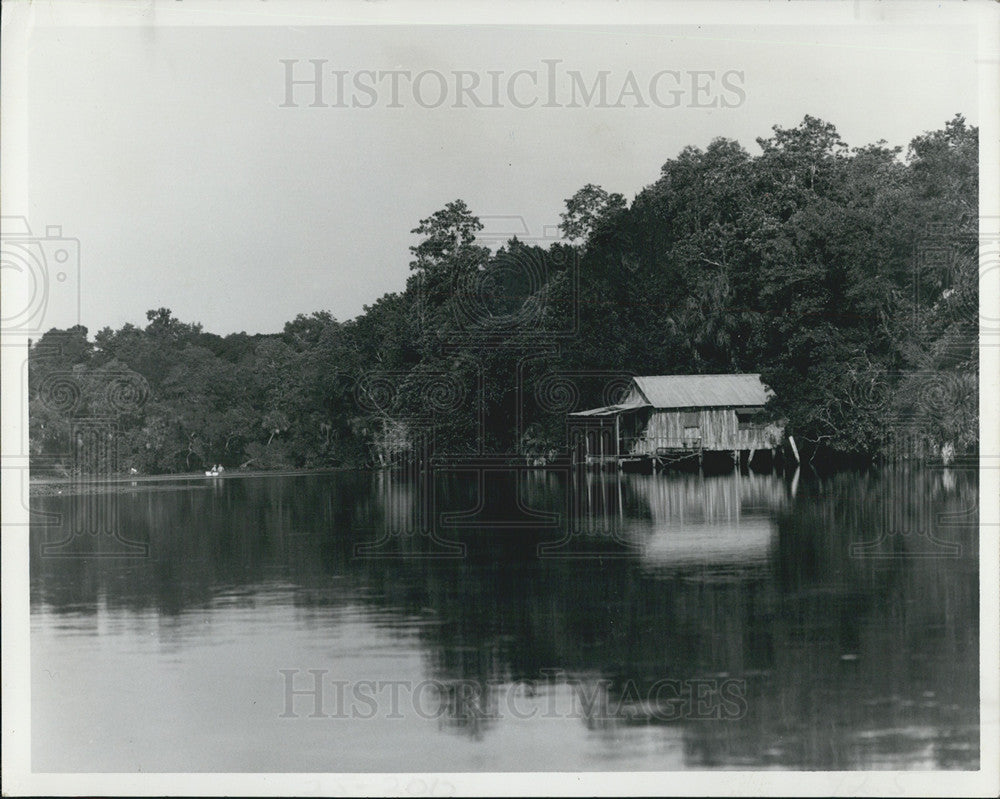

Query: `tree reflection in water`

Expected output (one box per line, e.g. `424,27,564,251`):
31,465,978,770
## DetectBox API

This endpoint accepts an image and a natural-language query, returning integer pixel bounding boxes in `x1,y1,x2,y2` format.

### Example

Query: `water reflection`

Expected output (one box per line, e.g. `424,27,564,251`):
30,466,978,771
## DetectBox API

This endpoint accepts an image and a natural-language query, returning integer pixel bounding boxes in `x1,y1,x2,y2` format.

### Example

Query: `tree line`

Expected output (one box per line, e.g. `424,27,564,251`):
29,114,978,474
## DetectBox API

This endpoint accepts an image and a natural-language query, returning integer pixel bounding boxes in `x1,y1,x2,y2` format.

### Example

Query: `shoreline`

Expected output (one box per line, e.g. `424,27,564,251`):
27,457,973,497
28,467,357,495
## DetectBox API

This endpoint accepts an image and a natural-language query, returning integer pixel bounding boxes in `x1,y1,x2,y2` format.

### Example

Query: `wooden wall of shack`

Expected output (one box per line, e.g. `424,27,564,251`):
569,407,785,463
625,407,784,455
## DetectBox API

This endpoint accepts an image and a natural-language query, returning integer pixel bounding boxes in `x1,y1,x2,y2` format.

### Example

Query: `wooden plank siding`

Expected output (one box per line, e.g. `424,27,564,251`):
624,408,784,455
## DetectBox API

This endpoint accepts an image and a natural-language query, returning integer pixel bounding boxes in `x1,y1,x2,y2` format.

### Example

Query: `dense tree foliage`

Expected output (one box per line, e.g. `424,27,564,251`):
29,115,978,474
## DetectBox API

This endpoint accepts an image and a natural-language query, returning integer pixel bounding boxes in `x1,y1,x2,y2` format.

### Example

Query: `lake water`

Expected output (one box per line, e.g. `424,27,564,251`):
30,465,979,772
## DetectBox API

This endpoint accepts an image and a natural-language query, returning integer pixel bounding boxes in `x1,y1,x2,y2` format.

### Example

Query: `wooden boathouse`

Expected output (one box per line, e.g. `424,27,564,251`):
568,374,787,470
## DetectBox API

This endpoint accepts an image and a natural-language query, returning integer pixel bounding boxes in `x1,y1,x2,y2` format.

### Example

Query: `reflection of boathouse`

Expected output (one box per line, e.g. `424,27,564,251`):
568,374,785,469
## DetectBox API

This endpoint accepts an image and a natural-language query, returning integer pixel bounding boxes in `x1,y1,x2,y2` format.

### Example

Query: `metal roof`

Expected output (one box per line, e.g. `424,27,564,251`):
632,374,772,409
567,374,773,417
568,396,649,417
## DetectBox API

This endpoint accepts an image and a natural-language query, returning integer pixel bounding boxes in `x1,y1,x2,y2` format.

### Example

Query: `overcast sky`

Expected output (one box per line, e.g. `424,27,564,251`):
21,17,980,335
